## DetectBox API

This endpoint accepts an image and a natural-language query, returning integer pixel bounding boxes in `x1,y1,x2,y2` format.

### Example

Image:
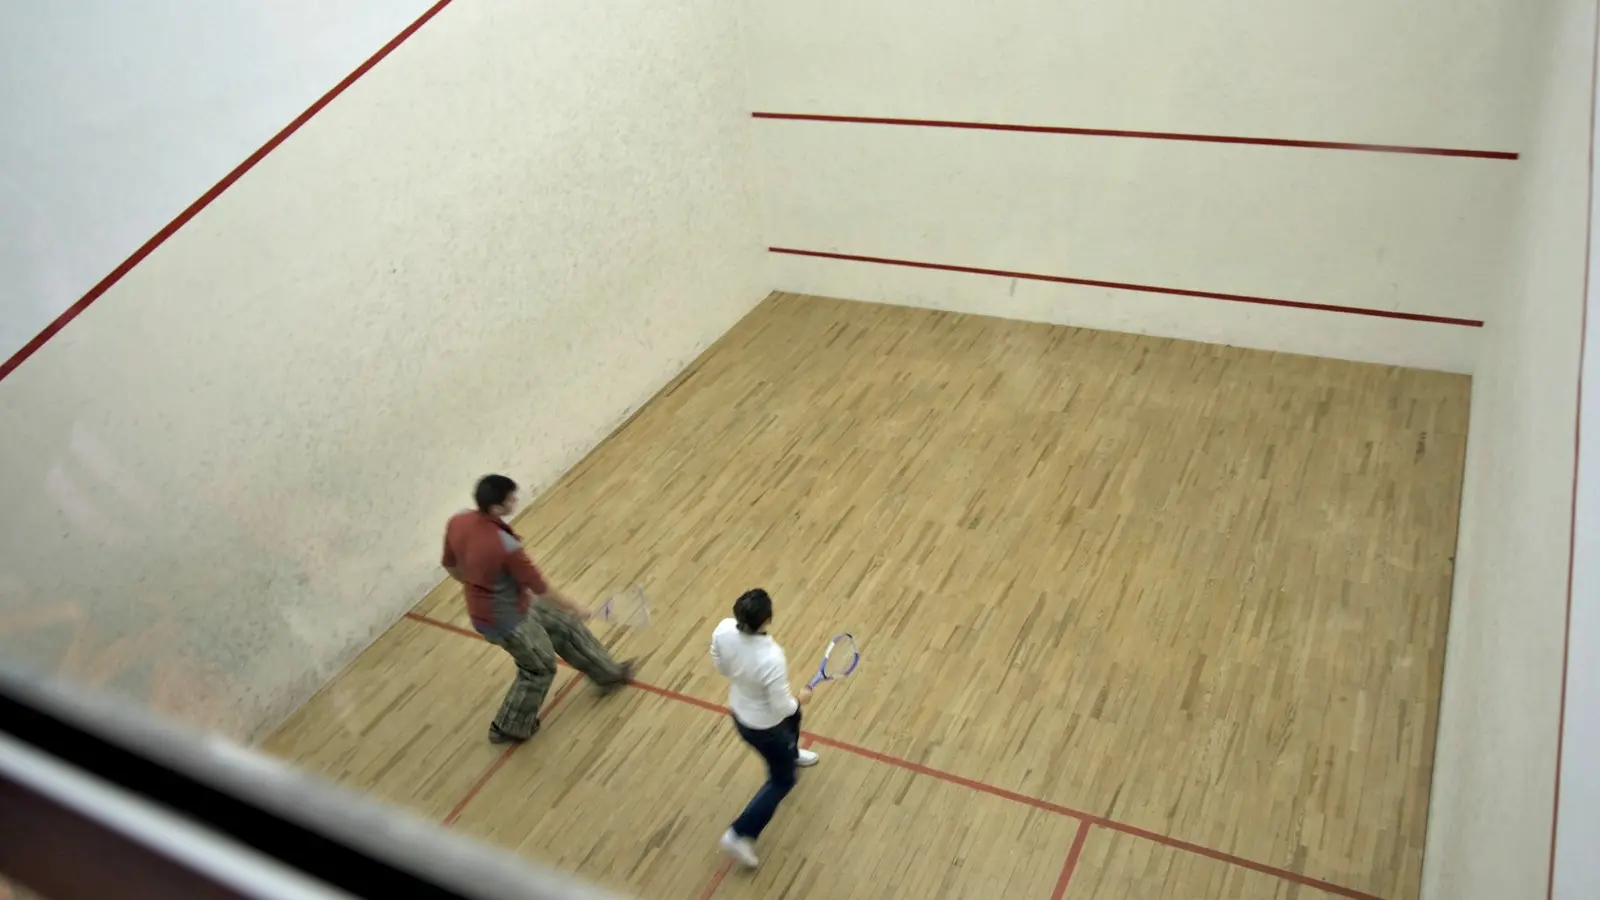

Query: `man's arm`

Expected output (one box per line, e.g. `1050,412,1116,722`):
506,549,591,619
541,586,592,620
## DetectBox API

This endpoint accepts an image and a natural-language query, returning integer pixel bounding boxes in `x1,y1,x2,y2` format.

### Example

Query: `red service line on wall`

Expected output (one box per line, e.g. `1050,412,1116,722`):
752,112,1520,160
769,246,1487,327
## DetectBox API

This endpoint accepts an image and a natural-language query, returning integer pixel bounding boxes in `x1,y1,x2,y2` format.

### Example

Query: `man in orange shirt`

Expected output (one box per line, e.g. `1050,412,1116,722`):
442,474,635,744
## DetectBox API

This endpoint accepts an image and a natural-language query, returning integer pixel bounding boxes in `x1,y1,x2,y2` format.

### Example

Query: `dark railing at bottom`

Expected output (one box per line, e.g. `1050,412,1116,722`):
0,660,626,900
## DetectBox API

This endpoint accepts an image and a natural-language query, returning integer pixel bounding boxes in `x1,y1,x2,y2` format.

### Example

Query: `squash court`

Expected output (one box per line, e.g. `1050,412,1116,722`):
264,293,1468,900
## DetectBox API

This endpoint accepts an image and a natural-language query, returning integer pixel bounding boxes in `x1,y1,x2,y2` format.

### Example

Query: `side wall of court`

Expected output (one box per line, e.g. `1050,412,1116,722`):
743,0,1543,373
0,0,765,740
1553,64,1600,892
0,1,439,364
1423,0,1593,896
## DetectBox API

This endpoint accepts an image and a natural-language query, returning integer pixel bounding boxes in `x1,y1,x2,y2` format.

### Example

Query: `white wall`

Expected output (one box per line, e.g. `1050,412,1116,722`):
743,0,1543,372
0,0,440,365
1422,0,1594,896
1551,33,1600,897
0,0,763,740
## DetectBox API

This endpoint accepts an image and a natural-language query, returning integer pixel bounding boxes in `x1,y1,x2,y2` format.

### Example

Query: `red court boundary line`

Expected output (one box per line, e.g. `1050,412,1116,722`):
406,612,1385,900
440,671,583,826
1050,820,1093,900
769,247,1486,328
0,0,458,385
751,112,1519,160
1549,4,1600,896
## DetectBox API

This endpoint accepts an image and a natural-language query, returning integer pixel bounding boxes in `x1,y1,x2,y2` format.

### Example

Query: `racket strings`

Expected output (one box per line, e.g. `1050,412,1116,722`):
820,635,860,679
599,586,650,627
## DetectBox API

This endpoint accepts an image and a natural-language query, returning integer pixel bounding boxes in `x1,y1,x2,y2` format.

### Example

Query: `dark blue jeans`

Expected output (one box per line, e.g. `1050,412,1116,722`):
729,709,803,839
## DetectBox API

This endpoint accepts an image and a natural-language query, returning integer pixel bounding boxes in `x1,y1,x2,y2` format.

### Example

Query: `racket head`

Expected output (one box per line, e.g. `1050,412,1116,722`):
598,585,650,628
818,633,860,681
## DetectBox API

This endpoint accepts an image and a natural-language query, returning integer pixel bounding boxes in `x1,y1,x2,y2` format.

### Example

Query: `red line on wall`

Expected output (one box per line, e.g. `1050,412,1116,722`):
1049,820,1093,900
752,112,1520,160
769,246,1487,327
1549,5,1600,898
0,0,458,385
404,611,1386,899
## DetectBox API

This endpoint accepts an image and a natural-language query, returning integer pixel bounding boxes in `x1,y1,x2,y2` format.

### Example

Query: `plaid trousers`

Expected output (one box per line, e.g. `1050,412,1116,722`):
485,597,626,740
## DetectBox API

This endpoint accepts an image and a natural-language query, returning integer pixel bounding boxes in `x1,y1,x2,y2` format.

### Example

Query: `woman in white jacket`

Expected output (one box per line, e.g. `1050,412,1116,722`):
709,588,819,868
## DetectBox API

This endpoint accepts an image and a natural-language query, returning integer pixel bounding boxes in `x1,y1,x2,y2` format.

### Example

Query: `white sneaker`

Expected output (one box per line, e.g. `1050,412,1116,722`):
796,749,819,767
720,829,760,868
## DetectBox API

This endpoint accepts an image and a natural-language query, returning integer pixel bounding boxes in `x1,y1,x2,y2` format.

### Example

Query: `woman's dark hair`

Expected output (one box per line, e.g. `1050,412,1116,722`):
474,474,518,512
733,588,773,634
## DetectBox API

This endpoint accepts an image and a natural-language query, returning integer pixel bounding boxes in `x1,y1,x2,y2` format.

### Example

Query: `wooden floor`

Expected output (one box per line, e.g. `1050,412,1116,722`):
265,293,1470,900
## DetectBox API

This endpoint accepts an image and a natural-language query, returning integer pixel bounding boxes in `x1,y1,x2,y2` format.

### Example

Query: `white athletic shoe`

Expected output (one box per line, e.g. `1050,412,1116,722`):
796,749,819,767
720,829,760,868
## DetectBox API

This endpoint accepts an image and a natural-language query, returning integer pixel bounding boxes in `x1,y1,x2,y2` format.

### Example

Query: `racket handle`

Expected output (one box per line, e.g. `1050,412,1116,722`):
807,673,823,689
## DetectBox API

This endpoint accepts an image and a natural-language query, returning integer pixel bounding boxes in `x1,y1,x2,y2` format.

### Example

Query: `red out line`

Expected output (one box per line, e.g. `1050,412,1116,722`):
769,246,1486,328
1050,820,1093,900
440,672,583,826
404,611,1384,898
1548,5,1600,897
751,112,1519,160
0,0,457,385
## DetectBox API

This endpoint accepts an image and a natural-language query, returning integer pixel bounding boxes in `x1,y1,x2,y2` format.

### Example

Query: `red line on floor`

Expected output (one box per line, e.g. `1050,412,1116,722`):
404,611,1384,899
769,247,1486,327
1050,820,1093,900
401,610,480,640
439,672,583,826
751,112,1519,160
1549,6,1600,897
1091,819,1382,900
803,732,1084,819
697,860,734,900
627,678,730,716
0,0,457,384
441,744,515,827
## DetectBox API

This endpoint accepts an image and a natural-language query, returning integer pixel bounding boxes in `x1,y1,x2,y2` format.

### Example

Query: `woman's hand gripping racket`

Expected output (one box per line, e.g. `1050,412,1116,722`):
806,633,860,689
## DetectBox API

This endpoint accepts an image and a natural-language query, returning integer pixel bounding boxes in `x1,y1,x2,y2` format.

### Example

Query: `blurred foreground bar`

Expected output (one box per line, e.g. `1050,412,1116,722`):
0,660,627,900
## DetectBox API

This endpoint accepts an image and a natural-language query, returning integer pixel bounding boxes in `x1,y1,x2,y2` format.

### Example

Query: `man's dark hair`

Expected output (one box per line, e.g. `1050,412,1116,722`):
474,474,518,513
733,588,773,634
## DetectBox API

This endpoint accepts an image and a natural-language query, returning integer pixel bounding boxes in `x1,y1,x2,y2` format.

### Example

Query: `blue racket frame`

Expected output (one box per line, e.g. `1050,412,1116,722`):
806,633,860,688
